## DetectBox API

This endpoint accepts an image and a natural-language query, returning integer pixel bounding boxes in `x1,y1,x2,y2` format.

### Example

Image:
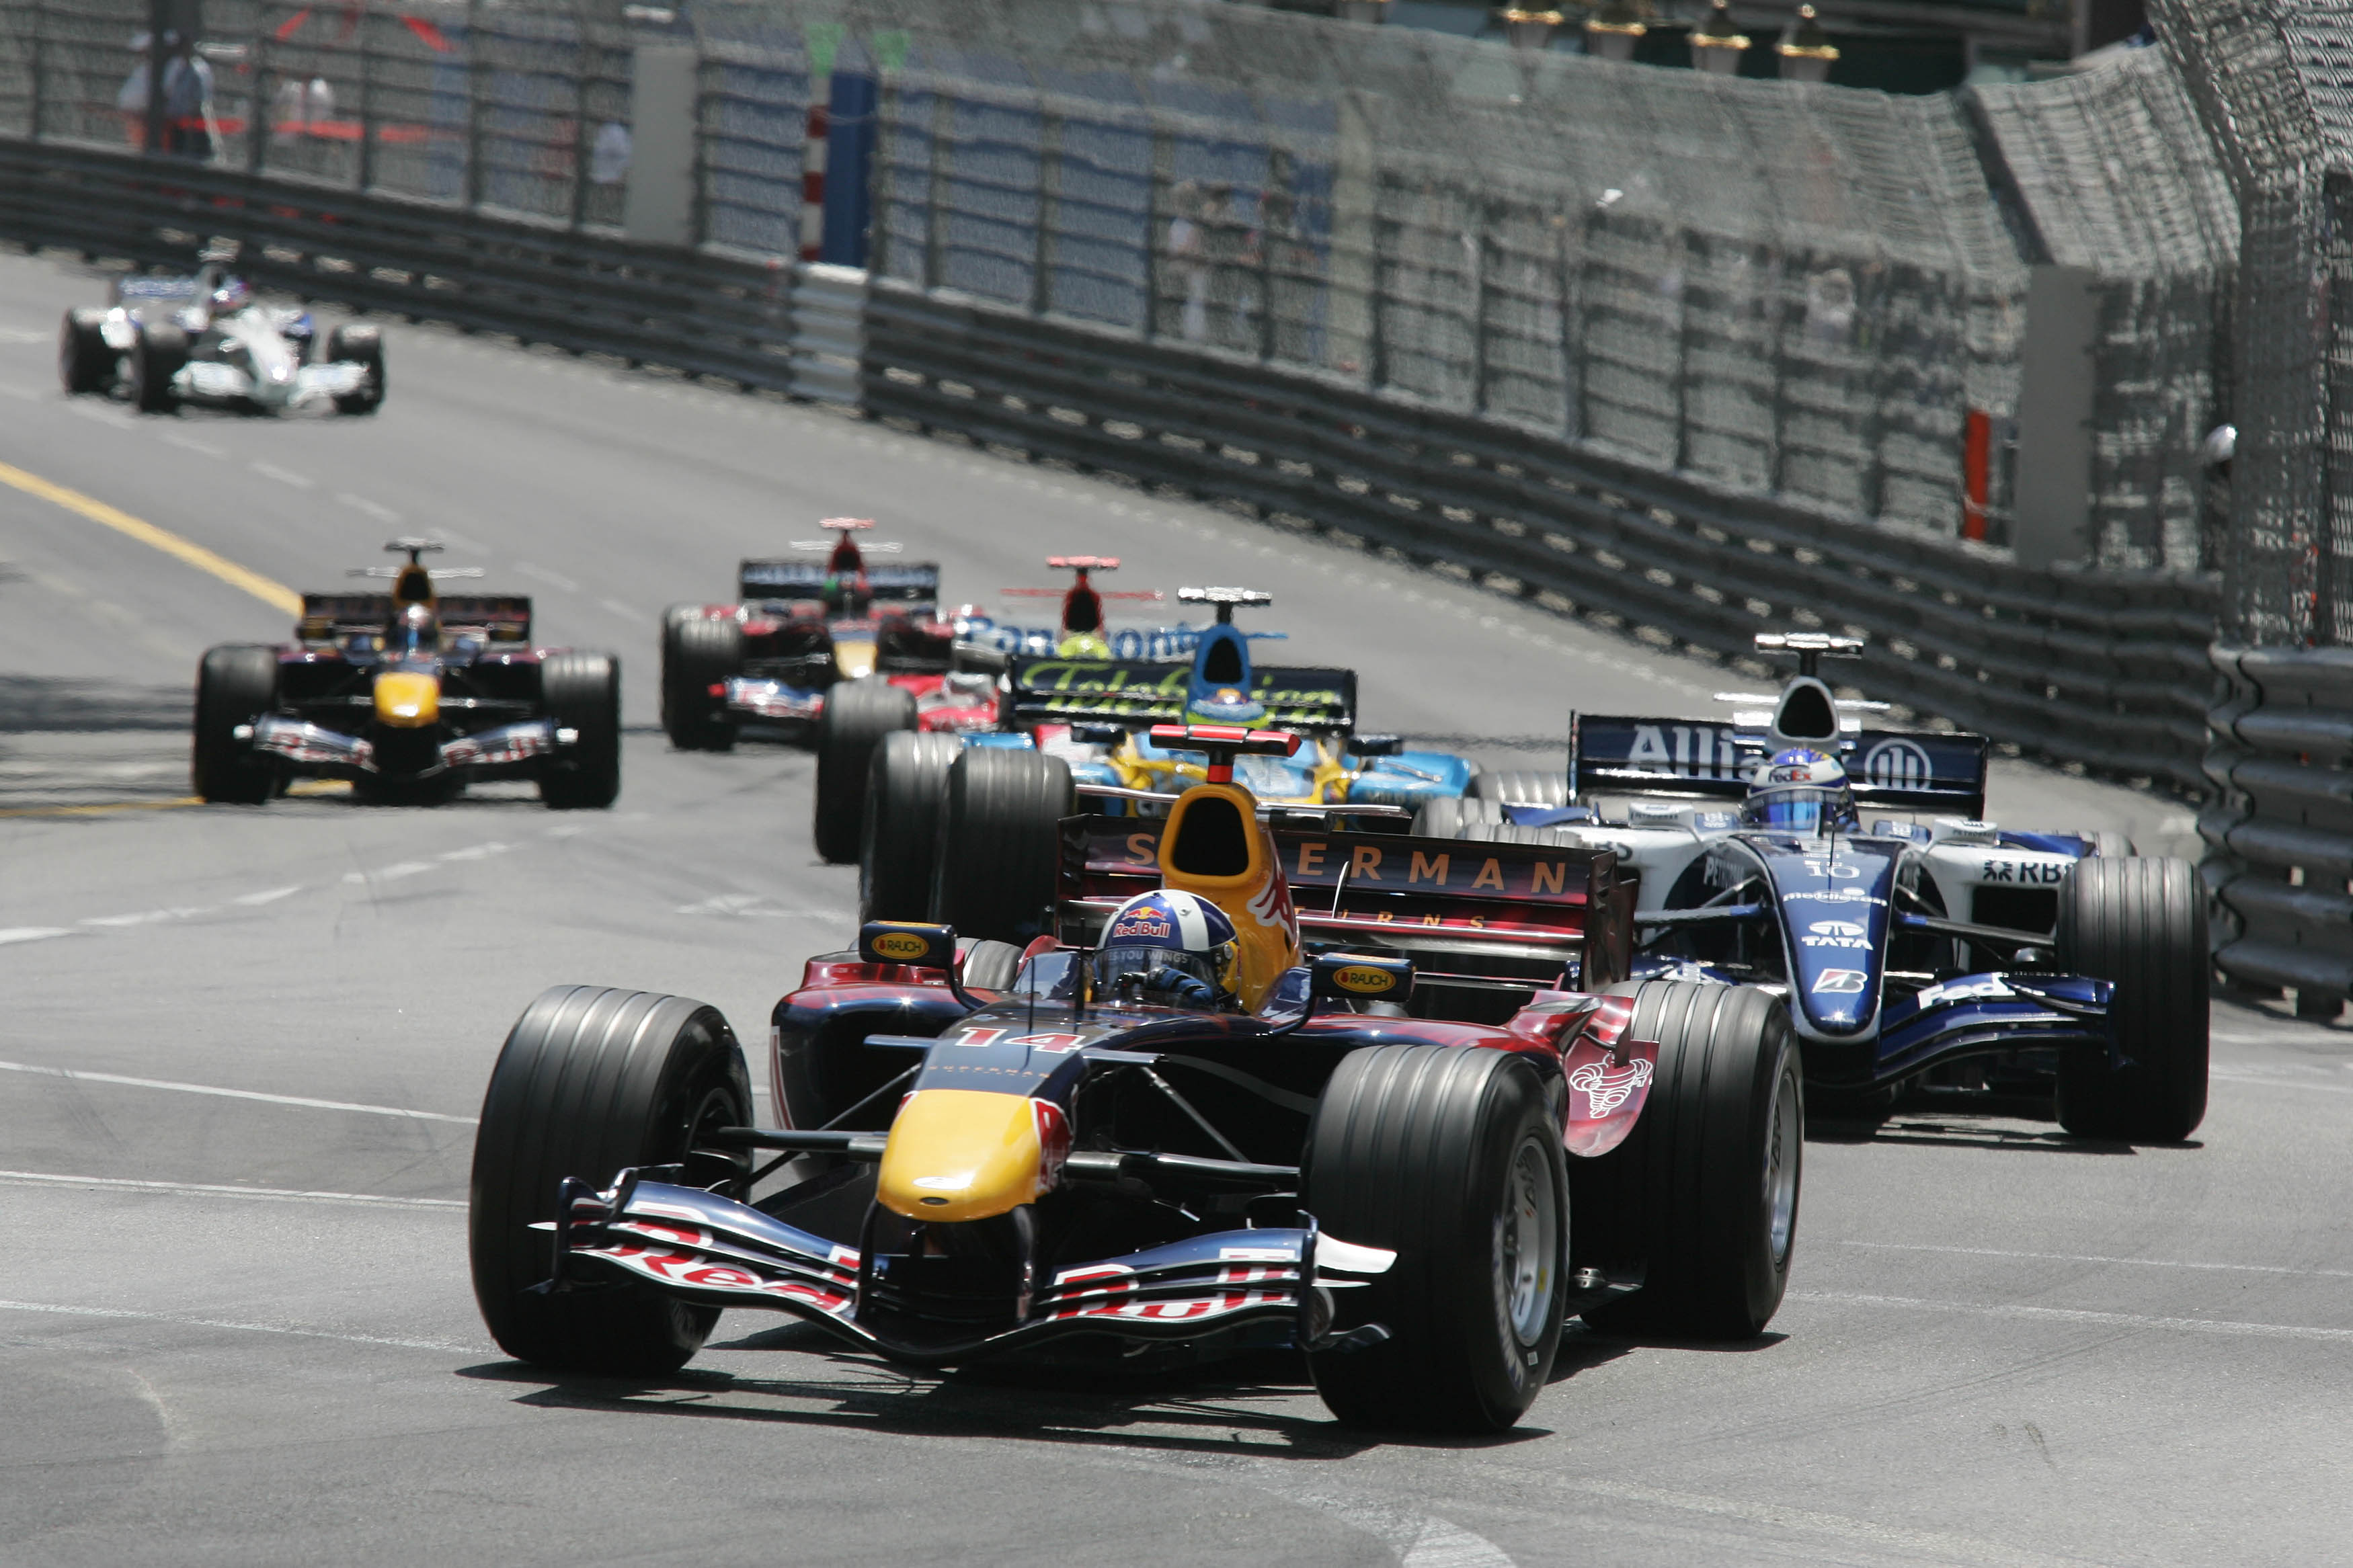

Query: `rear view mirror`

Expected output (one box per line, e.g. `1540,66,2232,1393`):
1308,953,1414,1004
1347,733,1402,758
859,921,956,969
1071,722,1127,745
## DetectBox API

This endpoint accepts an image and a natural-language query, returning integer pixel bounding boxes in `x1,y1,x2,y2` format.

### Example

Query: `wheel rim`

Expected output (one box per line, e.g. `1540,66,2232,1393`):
680,1083,749,1200
1493,1132,1560,1346
1763,1055,1801,1267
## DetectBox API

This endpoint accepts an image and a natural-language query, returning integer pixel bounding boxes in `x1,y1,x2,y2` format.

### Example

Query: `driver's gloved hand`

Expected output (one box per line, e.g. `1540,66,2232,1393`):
1140,965,1216,1006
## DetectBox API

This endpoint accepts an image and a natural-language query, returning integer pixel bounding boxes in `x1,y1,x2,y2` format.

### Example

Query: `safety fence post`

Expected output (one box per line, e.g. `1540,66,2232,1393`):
922,87,951,292
463,0,488,211
245,3,272,177
356,7,378,194
26,0,46,142
1032,101,1059,320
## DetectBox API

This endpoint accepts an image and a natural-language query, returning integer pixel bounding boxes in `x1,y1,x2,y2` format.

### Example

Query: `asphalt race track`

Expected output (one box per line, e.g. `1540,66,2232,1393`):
2,245,2348,1568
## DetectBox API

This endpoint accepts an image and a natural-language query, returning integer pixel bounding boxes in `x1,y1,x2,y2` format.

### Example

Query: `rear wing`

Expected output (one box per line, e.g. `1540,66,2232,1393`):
298,592,533,645
110,275,200,307
739,559,941,604
1572,714,1989,817
1058,815,1628,989
1008,658,1356,732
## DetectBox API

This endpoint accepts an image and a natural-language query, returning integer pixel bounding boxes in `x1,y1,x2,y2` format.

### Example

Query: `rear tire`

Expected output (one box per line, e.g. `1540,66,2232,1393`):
862,731,961,922
930,747,1072,944
327,324,385,415
59,309,114,395
1469,769,1568,810
2055,856,2208,1142
813,678,917,864
539,652,621,809
129,325,186,413
660,614,742,752
469,986,752,1374
1579,982,1802,1339
192,645,280,804
1304,1044,1566,1432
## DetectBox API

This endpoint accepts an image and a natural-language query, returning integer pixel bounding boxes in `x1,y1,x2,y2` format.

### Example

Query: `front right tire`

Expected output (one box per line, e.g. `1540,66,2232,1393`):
2055,856,2208,1142
192,645,280,804
660,613,742,751
470,986,752,1374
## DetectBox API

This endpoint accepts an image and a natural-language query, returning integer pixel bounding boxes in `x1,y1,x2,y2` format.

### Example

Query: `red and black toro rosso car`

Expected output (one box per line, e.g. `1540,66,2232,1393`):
659,518,996,755
471,727,1803,1432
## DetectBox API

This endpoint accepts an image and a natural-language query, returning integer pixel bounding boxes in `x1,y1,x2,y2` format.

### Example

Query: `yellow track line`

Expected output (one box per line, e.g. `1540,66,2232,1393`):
0,459,301,615
0,798,201,819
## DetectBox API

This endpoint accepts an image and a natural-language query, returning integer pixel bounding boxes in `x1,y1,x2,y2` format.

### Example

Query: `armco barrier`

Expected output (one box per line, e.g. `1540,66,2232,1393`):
0,137,2217,792
862,282,2217,792
2203,647,2353,1018
0,138,864,406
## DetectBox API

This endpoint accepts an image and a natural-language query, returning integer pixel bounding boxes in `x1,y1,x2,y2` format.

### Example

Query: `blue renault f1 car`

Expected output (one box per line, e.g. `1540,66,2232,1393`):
1415,633,2208,1141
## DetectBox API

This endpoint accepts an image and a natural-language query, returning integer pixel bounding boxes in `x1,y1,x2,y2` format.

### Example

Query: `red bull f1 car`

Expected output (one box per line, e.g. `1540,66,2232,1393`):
192,540,619,807
471,726,1804,1432
1414,632,2208,1141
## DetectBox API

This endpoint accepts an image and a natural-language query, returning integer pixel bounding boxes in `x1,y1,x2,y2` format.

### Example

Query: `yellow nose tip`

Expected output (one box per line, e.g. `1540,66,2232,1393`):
833,641,878,679
372,671,440,728
875,1089,1046,1223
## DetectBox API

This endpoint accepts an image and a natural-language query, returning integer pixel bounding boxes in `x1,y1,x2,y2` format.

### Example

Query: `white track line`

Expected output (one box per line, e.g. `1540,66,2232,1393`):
0,927,75,946
0,1059,478,1124
0,1298,472,1354
1841,1239,2353,1280
0,1169,463,1208
1789,1290,2353,1344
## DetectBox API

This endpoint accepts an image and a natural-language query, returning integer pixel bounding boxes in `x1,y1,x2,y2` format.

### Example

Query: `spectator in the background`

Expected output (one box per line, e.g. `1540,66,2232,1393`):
1166,180,1208,343
159,32,216,163
590,122,633,188
115,32,153,149
272,73,337,143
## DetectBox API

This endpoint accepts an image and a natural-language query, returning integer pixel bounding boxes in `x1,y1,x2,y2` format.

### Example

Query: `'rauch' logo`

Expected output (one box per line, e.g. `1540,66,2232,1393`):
1334,966,1396,994
872,932,930,960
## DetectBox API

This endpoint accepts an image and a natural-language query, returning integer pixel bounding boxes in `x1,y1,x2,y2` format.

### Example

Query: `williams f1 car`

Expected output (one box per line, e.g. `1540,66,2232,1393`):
471,725,1803,1432
61,257,384,416
1415,632,2208,1141
831,585,1482,912
192,539,620,807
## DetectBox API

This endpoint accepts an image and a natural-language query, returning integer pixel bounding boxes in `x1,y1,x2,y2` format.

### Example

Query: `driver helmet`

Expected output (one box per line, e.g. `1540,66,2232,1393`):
209,277,251,314
1090,889,1239,1007
388,602,440,659
1742,747,1857,833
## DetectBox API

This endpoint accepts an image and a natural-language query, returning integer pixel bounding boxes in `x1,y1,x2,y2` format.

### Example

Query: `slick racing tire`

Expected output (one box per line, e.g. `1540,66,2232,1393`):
538,653,623,810
327,323,385,415
59,308,114,395
192,644,281,804
813,678,918,864
1468,769,1569,810
2055,856,2208,1143
660,614,742,751
1579,982,1802,1340
862,731,961,923
471,986,752,1375
128,324,186,413
930,747,1072,944
1304,1044,1567,1433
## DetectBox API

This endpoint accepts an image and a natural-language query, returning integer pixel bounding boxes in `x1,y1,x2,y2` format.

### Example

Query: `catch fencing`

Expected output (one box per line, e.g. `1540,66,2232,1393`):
0,1,2243,796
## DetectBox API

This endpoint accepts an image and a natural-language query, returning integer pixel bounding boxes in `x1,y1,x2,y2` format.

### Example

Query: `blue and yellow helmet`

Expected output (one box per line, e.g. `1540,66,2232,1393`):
1092,889,1239,1002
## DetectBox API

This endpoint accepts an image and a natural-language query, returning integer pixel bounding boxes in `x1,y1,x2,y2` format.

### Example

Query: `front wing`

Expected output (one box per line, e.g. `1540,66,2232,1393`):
536,1174,1394,1366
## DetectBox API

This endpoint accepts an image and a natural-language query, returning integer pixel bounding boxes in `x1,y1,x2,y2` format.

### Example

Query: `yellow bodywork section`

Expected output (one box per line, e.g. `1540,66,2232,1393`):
876,1089,1045,1223
832,639,878,679
372,671,440,728
1107,733,1351,804
1156,782,1301,1012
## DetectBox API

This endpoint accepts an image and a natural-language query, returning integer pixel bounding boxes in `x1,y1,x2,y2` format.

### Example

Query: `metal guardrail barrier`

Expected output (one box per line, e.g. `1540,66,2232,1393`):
0,136,864,403
861,280,2217,792
2203,647,2353,1020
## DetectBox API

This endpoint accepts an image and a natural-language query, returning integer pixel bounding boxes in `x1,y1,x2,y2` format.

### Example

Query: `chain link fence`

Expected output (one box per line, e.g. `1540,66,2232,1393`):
5,0,2236,580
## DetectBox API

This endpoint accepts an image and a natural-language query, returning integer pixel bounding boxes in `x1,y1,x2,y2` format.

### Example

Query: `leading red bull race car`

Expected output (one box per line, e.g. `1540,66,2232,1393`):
469,725,1804,1432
